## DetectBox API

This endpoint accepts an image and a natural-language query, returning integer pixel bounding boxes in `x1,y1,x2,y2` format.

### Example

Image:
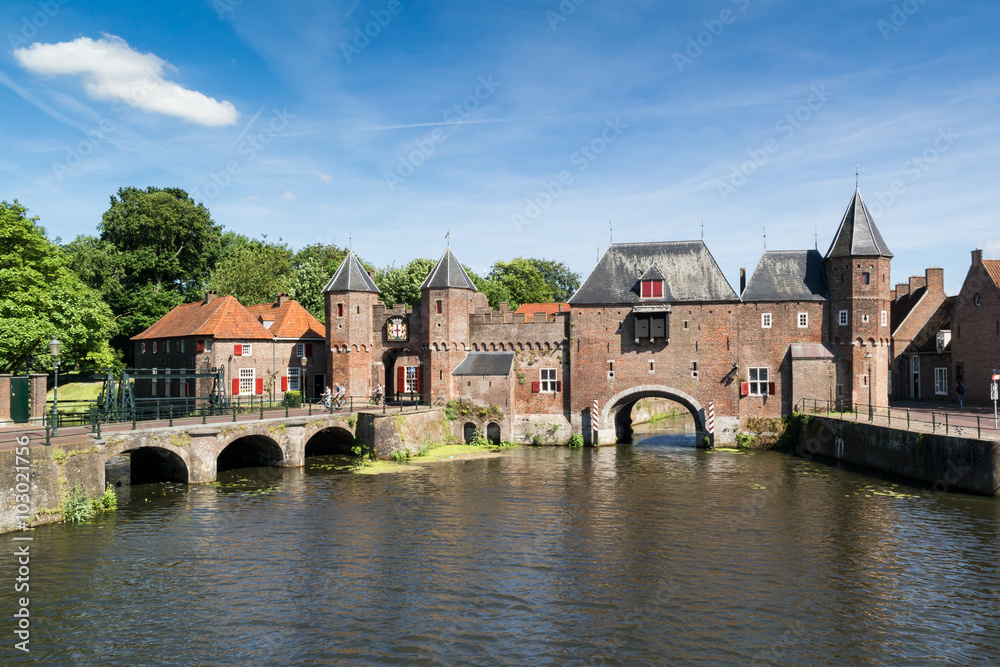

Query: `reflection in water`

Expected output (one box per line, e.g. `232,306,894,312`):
4,423,1000,665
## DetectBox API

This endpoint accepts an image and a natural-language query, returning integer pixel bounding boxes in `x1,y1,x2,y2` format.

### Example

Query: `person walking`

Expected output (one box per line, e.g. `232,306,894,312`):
957,382,965,408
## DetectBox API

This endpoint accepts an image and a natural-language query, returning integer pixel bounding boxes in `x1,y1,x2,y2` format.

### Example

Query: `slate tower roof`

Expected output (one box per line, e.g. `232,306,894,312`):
420,246,477,291
323,250,380,293
742,250,829,301
826,188,893,259
569,241,739,304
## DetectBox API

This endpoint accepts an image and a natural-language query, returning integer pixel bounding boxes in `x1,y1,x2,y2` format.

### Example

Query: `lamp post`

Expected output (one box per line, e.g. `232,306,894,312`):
865,351,873,422
48,337,61,437
300,353,308,404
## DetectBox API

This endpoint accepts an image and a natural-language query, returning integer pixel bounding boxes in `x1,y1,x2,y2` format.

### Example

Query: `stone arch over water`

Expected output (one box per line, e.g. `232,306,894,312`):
304,427,355,456
217,435,284,472
120,446,189,484
600,385,707,444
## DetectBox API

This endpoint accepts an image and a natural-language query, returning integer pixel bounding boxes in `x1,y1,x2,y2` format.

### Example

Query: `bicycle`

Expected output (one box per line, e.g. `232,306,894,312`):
367,393,384,407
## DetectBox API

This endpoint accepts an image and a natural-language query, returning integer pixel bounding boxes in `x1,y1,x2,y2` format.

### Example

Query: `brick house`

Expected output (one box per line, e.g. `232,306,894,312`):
950,250,1000,405
132,291,326,402
889,268,949,401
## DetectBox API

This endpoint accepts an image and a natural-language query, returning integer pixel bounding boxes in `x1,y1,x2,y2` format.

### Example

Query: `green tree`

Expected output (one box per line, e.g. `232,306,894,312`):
209,238,293,306
523,258,580,302
463,265,513,310
486,258,554,310
375,258,436,307
0,201,117,373
66,186,225,360
289,256,328,321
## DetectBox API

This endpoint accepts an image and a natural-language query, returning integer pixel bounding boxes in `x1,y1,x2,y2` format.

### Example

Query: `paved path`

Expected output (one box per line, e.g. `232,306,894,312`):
804,400,1000,440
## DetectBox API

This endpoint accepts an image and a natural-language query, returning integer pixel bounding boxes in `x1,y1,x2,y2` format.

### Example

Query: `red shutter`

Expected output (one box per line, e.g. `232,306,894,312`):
281,376,288,391
652,281,663,298
305,343,313,357
556,381,562,392
234,344,242,356
532,382,541,393
255,378,264,395
232,378,240,395
740,382,750,397
768,382,776,396
416,366,421,394
196,339,205,352
641,281,651,298
398,366,404,394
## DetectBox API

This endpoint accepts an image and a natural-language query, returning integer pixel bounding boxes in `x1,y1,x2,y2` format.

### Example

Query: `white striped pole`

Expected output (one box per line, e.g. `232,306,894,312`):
591,397,600,445
707,401,715,435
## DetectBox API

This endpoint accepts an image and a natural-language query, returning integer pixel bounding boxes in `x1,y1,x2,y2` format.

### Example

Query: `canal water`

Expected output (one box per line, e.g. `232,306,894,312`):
5,422,1000,665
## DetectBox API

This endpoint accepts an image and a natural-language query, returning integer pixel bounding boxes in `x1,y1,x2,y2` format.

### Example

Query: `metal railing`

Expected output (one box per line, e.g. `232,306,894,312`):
797,398,999,439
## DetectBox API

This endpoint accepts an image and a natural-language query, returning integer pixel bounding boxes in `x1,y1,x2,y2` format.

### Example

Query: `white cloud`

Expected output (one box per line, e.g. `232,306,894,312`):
13,35,238,127
280,190,295,201
309,170,331,183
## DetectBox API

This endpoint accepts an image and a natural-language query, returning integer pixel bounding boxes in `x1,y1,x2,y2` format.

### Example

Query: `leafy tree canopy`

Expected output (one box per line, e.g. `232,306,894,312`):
289,256,328,322
0,201,117,373
376,258,436,308
486,258,554,310
209,237,294,307
521,258,580,303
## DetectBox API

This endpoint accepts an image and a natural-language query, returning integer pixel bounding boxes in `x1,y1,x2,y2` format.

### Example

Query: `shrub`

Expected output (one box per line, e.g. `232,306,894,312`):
390,449,409,462
531,434,543,446
469,429,491,447
284,391,302,408
61,486,95,523
736,432,757,449
567,434,584,448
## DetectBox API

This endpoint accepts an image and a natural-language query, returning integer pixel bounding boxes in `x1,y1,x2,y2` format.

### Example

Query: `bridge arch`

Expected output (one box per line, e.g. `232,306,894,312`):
600,385,707,443
114,446,189,484
217,434,283,472
304,426,356,456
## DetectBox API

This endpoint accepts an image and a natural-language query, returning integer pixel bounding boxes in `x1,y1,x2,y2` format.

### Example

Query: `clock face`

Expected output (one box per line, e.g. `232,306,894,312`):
387,316,408,341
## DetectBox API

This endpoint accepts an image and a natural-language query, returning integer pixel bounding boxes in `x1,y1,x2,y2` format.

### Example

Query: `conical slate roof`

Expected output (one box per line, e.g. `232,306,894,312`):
420,246,477,291
825,188,893,259
322,250,380,293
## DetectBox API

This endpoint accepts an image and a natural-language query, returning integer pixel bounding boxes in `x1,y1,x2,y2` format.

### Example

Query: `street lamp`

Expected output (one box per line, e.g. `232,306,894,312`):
865,351,873,422
300,353,308,403
48,337,61,437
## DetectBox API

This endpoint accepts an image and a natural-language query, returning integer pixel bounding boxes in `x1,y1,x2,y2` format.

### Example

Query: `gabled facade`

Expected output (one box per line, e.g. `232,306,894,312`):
950,250,1000,405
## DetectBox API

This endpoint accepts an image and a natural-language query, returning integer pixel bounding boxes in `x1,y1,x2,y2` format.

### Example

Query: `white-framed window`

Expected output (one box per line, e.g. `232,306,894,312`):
242,343,253,357
540,368,557,392
934,368,948,395
239,368,255,395
839,310,849,326
881,310,887,327
761,313,772,328
150,368,157,396
287,367,301,391
404,366,419,393
798,312,808,328
180,340,186,353
204,339,213,351
749,367,769,396
296,343,305,358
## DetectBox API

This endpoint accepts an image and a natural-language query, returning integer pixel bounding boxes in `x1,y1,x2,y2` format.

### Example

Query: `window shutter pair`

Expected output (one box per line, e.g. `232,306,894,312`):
234,344,243,356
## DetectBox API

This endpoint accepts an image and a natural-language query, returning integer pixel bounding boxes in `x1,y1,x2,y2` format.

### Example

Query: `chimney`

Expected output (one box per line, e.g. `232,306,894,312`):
276,293,289,307
972,249,984,265
204,290,218,304
739,268,746,295
908,275,926,293
925,267,944,294
368,269,377,282
890,288,897,301
895,283,910,298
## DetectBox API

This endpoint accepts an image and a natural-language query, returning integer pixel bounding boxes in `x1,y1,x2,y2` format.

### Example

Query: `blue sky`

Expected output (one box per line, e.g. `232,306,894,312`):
1,0,997,294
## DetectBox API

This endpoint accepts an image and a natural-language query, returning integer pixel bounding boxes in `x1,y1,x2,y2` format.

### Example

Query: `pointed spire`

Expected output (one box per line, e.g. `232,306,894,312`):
322,250,380,293
825,188,893,259
420,246,477,291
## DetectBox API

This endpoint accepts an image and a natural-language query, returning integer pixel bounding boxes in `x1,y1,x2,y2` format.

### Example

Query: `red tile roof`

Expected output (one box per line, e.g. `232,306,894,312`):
514,303,570,317
245,299,325,340
132,295,273,341
983,260,1000,289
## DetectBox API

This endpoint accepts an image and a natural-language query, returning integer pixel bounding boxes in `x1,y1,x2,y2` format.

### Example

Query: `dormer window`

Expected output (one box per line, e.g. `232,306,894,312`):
641,280,663,298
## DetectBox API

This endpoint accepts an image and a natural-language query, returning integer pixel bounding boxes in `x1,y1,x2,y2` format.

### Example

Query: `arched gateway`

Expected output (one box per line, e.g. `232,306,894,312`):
598,384,709,446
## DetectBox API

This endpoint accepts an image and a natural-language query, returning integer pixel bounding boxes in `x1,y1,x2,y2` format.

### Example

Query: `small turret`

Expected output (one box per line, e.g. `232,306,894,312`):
323,250,380,396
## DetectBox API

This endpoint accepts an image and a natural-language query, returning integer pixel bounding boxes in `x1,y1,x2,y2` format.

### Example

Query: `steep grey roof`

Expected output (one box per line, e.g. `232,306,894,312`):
452,352,515,376
742,250,829,302
420,247,477,291
826,188,893,259
569,241,739,304
323,250,380,293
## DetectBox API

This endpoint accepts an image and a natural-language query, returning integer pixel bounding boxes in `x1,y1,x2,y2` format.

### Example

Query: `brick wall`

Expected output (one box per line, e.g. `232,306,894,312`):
326,290,378,397
951,251,1000,405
